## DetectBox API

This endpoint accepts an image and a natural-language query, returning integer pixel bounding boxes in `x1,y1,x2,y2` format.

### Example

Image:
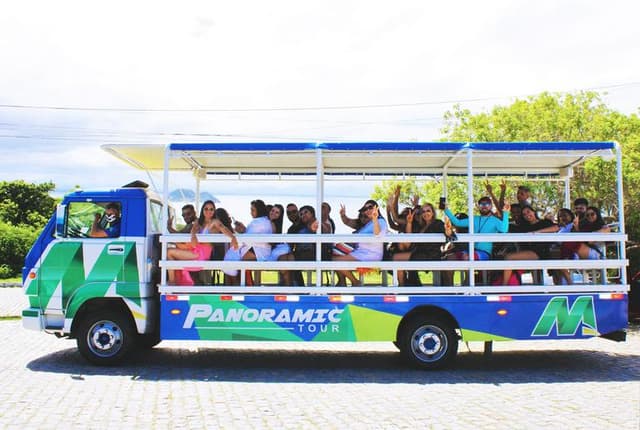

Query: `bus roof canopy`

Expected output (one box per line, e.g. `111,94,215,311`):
102,141,616,177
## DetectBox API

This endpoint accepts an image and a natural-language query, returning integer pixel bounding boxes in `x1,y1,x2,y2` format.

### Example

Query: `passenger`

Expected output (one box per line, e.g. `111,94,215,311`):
444,197,510,262
167,200,238,285
90,202,121,238
286,203,303,233
213,208,235,279
573,197,589,229
167,204,196,233
541,208,578,284
386,185,416,232
268,204,291,261
572,206,610,259
500,205,555,285
517,185,532,207
321,202,335,234
392,203,446,286
223,199,273,285
285,203,305,286
508,203,523,230
333,199,388,286
279,205,330,286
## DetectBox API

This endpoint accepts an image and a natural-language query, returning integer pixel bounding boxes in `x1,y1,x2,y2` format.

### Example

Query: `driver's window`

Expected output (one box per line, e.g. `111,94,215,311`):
66,202,121,238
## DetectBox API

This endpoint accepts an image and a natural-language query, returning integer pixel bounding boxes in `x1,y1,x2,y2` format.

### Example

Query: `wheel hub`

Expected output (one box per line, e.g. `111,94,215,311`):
410,324,448,363
417,332,442,355
88,321,122,355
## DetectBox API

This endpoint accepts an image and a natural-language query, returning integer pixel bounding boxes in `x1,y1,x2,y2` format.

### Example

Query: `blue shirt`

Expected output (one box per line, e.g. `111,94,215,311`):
444,209,509,255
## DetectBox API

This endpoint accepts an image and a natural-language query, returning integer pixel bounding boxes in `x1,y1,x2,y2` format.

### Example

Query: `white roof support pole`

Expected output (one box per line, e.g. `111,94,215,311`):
564,170,571,209
442,167,448,199
466,147,475,287
315,147,324,287
160,144,171,287
615,141,627,286
195,174,201,210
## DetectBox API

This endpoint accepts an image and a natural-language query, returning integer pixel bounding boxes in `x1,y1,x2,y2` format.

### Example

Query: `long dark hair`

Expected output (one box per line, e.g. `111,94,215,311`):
198,200,217,225
271,203,285,234
583,206,605,231
251,199,268,218
215,207,232,230
520,204,539,223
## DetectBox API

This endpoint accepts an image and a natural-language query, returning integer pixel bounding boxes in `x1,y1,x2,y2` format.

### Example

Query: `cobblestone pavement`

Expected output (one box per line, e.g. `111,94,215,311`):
0,318,637,429
2,287,639,429
0,286,26,318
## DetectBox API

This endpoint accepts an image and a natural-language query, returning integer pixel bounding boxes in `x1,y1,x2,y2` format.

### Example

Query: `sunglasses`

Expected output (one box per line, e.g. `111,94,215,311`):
586,212,597,217
363,205,375,211
478,202,492,207
203,207,215,211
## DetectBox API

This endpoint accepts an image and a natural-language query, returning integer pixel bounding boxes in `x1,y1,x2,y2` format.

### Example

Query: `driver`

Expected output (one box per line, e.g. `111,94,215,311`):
90,203,121,238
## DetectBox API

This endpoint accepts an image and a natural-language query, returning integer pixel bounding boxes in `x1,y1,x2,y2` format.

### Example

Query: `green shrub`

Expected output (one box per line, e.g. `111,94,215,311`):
0,222,39,277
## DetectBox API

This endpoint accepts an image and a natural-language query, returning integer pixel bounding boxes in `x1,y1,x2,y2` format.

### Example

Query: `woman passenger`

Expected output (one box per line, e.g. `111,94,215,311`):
223,199,273,285
500,205,554,285
268,203,291,261
167,200,238,285
392,203,446,286
333,199,388,286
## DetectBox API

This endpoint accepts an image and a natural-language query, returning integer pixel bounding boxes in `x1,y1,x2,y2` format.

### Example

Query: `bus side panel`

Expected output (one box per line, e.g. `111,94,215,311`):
160,294,628,342
451,294,628,341
161,294,403,341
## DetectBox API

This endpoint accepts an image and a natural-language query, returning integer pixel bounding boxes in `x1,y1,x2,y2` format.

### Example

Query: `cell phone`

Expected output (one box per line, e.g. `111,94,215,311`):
439,197,446,210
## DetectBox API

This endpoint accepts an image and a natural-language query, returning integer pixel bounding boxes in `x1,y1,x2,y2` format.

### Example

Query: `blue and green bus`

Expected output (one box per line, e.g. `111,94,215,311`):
22,142,628,368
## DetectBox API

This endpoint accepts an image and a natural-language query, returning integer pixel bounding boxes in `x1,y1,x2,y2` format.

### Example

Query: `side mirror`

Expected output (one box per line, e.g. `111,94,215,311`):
55,204,67,237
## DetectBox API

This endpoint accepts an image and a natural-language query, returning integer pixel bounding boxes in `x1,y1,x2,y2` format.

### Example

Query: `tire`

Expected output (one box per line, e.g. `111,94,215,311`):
76,310,136,365
399,315,458,369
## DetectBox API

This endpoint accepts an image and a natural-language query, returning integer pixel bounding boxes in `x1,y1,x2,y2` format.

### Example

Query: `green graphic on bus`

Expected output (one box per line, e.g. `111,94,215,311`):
532,296,597,337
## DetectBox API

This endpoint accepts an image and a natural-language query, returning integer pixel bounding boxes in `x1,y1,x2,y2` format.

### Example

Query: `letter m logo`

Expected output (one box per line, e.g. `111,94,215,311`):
532,296,598,337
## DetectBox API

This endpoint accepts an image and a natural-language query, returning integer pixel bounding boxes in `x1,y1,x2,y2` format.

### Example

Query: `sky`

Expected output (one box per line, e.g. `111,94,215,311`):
1,0,639,221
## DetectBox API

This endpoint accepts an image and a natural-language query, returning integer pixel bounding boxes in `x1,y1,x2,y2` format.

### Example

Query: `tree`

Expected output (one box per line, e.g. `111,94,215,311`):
0,180,56,277
0,180,56,227
440,91,640,241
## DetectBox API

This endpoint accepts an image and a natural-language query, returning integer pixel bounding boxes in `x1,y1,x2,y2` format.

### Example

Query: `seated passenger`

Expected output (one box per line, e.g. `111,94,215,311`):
268,203,290,261
392,203,446,286
223,199,272,285
500,205,554,285
168,204,196,233
90,203,121,238
167,200,238,285
444,197,510,261
571,206,610,259
279,205,330,286
333,199,388,286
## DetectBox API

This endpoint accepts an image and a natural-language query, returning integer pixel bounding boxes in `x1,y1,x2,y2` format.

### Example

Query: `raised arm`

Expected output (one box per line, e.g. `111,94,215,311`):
339,203,359,229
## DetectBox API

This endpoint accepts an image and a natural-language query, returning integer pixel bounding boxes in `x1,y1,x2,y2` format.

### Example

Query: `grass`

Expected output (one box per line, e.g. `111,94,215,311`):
0,277,21,284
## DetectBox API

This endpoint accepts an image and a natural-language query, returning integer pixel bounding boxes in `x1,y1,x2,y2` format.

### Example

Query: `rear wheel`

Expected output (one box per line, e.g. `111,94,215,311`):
399,315,458,369
76,310,135,365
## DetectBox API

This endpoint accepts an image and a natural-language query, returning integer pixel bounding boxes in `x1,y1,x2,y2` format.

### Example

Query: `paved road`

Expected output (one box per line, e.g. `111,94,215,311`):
0,316,638,429
2,287,639,429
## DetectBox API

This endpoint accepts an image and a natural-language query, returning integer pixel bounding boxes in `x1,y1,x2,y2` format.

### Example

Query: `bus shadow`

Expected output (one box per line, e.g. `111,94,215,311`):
27,346,640,384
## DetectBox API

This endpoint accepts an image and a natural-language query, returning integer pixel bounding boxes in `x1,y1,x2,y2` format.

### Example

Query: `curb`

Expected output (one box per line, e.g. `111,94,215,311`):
0,283,21,288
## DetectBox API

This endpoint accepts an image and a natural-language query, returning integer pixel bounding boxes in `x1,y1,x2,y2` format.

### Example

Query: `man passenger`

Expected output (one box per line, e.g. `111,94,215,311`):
168,204,197,233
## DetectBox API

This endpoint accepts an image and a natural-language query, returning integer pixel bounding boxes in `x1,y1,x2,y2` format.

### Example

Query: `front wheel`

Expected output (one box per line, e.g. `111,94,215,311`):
399,315,458,369
76,310,135,365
